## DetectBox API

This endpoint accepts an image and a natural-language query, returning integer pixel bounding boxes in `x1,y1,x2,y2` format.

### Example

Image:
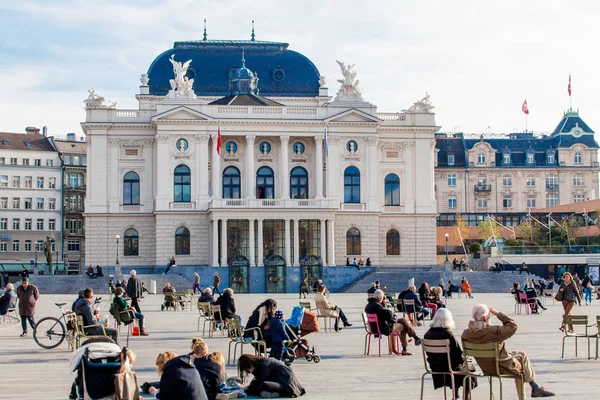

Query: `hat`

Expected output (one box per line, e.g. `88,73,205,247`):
21,277,29,283
274,310,284,319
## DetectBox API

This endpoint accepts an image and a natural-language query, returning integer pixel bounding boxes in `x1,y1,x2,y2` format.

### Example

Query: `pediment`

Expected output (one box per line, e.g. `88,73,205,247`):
325,109,380,124
152,106,213,122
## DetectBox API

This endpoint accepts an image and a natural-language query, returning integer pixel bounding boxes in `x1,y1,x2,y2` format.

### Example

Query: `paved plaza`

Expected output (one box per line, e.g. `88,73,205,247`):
1,291,599,399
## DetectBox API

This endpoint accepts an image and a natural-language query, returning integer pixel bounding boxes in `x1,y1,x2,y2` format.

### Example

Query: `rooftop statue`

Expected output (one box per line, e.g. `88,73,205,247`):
335,60,361,96
403,92,435,113
166,55,197,99
84,89,117,109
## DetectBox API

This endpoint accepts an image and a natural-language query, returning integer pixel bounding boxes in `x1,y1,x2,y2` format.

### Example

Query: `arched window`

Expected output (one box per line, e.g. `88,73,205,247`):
384,173,400,206
574,152,582,163
175,227,190,255
123,171,140,205
386,229,400,255
174,165,191,202
124,229,139,256
346,228,361,255
223,166,241,199
256,166,274,199
344,166,360,203
290,167,308,199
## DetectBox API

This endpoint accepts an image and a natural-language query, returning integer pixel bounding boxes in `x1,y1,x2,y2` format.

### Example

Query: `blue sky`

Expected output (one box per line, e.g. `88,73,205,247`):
1,0,599,139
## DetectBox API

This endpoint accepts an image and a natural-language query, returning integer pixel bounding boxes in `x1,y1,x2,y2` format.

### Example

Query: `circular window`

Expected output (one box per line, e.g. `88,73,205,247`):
346,140,358,153
572,129,582,138
293,142,305,155
176,138,189,151
185,67,196,80
272,67,286,82
259,142,271,154
225,141,237,154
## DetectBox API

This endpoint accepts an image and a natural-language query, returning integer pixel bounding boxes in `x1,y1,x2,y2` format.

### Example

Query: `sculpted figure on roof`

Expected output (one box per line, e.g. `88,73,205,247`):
404,92,435,113
166,55,197,99
335,60,361,97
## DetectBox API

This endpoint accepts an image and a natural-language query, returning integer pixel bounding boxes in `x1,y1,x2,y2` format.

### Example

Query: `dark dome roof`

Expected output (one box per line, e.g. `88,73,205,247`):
147,40,320,97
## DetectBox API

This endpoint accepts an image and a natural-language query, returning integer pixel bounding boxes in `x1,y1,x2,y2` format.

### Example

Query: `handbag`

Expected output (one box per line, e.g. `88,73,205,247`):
554,290,564,302
115,354,140,400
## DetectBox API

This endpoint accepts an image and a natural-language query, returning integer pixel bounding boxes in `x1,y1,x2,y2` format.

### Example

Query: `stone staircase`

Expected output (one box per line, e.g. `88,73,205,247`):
341,267,544,294
25,273,194,295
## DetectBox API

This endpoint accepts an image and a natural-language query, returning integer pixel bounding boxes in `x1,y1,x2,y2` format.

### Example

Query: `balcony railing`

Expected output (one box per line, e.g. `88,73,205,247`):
64,206,85,213
121,205,142,212
546,183,559,191
340,203,366,211
64,185,86,191
65,229,85,236
474,184,492,192
209,198,337,209
169,202,196,210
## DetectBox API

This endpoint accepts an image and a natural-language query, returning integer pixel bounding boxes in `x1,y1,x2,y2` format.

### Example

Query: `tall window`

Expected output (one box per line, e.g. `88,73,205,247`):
174,165,191,202
527,153,534,164
527,197,536,209
502,174,512,187
574,152,582,163
477,197,488,208
526,176,536,187
346,228,361,255
384,174,400,206
502,195,513,209
447,154,455,166
547,153,555,164
477,153,486,163
344,166,360,203
546,193,559,207
448,197,457,209
546,174,558,189
574,194,585,203
573,174,584,186
175,227,190,255
124,229,139,256
256,166,274,199
223,166,241,199
123,172,140,205
447,173,456,187
290,167,308,199
386,229,400,255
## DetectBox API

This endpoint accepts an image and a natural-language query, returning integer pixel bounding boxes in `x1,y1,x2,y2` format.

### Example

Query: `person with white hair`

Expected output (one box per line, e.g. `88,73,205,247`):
367,282,377,297
424,309,476,399
365,289,421,355
0,283,17,315
403,285,430,324
461,304,554,398
198,288,215,304
126,269,143,312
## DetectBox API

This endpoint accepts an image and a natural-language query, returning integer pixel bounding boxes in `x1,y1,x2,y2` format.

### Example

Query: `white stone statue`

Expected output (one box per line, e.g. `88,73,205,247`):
140,73,149,86
403,92,435,113
166,55,197,99
319,75,327,88
84,89,107,108
261,143,269,155
334,60,363,101
348,141,356,154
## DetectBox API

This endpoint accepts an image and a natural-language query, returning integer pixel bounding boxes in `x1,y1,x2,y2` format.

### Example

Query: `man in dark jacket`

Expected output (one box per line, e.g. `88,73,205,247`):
0,283,17,316
214,288,238,320
16,277,39,336
74,288,118,342
365,289,421,355
126,270,143,312
156,354,208,400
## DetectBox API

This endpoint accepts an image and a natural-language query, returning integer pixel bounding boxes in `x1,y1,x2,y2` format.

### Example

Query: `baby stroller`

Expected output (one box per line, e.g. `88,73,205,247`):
69,337,122,400
281,306,320,365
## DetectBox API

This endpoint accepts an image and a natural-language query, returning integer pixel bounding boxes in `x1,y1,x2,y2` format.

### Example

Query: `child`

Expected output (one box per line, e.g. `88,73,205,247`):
269,310,289,360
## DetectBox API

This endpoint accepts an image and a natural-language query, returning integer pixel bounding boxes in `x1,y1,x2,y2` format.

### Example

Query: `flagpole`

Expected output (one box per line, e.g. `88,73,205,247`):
525,113,528,132
569,72,572,111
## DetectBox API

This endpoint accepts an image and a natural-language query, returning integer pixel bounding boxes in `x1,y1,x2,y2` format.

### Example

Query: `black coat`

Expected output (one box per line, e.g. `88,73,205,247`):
247,358,305,397
157,355,208,400
215,293,236,320
126,276,143,299
364,298,395,336
0,289,16,315
193,356,223,400
198,293,215,304
423,327,476,390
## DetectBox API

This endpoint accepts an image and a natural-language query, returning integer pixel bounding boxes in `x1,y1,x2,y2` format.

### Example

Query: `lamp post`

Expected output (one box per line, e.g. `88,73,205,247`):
444,233,449,263
115,234,121,276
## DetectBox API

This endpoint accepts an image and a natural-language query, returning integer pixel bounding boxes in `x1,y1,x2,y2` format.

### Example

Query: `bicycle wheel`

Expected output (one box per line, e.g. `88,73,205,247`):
33,317,66,349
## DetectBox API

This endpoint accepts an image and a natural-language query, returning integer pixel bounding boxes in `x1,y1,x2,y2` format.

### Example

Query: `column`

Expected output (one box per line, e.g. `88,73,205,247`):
248,219,255,266
108,139,120,213
211,133,221,199
366,136,378,210
284,219,291,266
404,142,415,213
293,219,300,266
280,136,290,199
220,219,228,266
257,219,264,266
327,219,336,266
197,135,210,202
246,135,256,199
212,219,219,267
325,136,340,200
314,137,324,199
320,219,326,264
155,135,171,210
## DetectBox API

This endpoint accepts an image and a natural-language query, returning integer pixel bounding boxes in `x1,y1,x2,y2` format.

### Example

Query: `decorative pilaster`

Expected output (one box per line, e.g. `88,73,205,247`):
327,219,336,266
284,219,291,266
314,137,324,199
320,219,327,263
211,134,221,199
248,219,256,266
293,219,300,266
212,219,219,267
108,138,120,213
280,136,290,199
196,135,210,203
365,136,378,210
220,219,228,266
155,134,170,210
257,219,264,266
246,135,256,199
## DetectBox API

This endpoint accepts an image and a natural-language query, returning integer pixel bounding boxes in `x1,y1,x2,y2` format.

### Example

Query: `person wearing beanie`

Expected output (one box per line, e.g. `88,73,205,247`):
16,277,39,337
269,309,289,360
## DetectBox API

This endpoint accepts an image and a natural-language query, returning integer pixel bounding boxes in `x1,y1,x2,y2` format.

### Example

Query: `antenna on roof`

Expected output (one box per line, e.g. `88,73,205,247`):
203,19,207,41
251,20,255,41
241,48,246,67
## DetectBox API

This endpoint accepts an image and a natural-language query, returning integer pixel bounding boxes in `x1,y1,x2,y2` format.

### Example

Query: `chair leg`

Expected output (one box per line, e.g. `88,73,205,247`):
367,334,371,355
561,336,565,358
420,373,426,400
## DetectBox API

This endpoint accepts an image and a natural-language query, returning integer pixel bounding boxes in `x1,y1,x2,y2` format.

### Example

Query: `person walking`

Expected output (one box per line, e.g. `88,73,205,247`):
16,277,39,337
192,272,200,294
126,270,143,313
557,272,581,333
213,272,221,296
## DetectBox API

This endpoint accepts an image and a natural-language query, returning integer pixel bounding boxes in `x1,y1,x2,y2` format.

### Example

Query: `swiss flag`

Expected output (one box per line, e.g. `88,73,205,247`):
522,99,529,115
216,125,222,155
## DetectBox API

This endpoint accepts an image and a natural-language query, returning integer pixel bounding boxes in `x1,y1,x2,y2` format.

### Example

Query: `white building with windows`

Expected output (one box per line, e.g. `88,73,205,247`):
0,128,62,264
83,36,438,290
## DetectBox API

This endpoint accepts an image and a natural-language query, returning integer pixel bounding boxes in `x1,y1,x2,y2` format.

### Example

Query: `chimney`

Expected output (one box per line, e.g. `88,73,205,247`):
67,133,76,141
25,126,40,135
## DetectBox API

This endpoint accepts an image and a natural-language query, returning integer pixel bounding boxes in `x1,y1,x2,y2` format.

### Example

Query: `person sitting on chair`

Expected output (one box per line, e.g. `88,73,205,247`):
0,283,17,316
403,285,429,324
214,288,239,321
74,288,119,342
198,287,216,305
461,304,555,398
314,284,352,331
113,287,148,336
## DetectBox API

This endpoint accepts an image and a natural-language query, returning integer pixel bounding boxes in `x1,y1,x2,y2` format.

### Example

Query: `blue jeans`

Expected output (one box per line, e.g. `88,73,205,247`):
134,312,145,329
584,288,593,304
270,341,285,360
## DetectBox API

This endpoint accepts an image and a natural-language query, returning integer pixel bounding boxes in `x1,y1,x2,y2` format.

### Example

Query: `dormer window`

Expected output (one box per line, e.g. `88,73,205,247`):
503,153,511,165
477,153,486,164
547,153,555,164
527,153,534,164
447,154,455,166
574,152,582,163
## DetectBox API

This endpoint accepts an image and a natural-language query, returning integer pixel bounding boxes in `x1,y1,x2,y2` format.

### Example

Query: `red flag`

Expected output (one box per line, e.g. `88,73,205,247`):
568,73,571,96
522,99,529,115
216,125,222,155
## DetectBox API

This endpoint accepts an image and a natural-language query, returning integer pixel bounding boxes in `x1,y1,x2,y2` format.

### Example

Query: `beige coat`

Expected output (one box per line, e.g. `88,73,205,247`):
314,292,339,318
461,313,521,376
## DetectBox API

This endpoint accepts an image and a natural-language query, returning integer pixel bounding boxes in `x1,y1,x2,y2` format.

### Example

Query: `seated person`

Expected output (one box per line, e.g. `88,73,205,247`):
396,287,411,312
525,285,547,312
403,285,430,323
312,279,322,293
214,288,239,321
74,288,119,342
191,338,223,400
418,282,439,316
198,288,216,305
460,279,473,299
445,280,458,298
462,304,554,398
314,284,352,331
108,279,116,294
112,287,149,335
0,283,17,315
96,265,104,277
238,354,306,398
153,352,208,400
366,289,421,355
86,265,96,278
430,287,447,310
145,351,177,397
367,282,377,296
244,299,277,347
141,281,151,295
424,309,476,399
162,283,186,310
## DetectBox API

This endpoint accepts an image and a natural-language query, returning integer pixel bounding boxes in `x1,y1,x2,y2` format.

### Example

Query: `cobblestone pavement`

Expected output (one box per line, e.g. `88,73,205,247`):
1,291,599,399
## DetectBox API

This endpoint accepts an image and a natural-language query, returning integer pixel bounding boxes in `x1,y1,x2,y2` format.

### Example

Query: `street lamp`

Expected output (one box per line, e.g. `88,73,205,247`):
444,233,449,263
115,234,121,276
